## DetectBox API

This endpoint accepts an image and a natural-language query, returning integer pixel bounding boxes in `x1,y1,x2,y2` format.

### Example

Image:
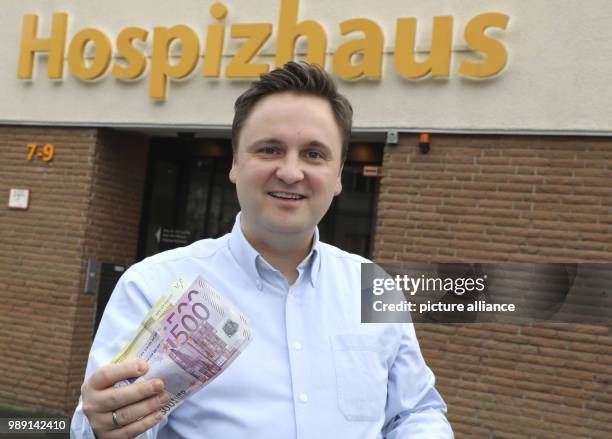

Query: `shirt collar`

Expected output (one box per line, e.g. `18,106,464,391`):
228,212,321,289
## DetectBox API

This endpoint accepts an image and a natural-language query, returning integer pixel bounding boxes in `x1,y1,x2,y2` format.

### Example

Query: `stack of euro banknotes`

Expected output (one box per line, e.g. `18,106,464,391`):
112,275,253,416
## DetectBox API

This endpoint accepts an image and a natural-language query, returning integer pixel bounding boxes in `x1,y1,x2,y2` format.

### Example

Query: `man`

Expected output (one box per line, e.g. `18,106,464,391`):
71,62,453,438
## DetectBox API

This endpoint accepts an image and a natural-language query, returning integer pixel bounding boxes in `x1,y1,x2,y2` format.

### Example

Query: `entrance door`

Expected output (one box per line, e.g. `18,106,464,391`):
139,138,381,259
139,138,239,258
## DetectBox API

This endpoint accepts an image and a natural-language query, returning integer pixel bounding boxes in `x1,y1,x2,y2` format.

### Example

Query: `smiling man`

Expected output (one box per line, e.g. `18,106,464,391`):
230,89,344,283
71,62,453,439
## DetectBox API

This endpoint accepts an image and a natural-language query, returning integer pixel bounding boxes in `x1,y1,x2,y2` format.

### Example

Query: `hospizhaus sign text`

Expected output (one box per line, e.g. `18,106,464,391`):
17,0,510,99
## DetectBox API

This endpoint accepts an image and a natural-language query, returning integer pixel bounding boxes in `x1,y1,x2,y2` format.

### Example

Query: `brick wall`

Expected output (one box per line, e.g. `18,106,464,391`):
65,129,148,413
0,126,148,414
373,134,612,438
2,128,610,435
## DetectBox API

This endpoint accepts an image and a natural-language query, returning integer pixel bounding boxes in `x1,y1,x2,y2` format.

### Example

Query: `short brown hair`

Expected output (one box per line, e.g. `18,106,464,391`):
232,62,353,162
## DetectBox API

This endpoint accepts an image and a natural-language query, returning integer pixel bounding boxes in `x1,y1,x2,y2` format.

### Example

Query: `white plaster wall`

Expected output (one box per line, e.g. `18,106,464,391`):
1,0,611,133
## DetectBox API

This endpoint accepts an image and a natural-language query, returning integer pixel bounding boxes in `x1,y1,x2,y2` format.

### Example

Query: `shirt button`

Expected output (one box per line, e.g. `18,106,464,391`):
299,393,308,403
293,341,302,350
256,280,263,290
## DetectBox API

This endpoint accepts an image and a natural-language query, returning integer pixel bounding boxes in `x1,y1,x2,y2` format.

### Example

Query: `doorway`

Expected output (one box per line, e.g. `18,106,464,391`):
138,137,382,259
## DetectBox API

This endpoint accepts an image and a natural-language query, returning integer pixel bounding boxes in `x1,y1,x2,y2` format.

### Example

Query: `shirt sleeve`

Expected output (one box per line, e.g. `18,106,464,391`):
382,323,454,439
70,268,168,439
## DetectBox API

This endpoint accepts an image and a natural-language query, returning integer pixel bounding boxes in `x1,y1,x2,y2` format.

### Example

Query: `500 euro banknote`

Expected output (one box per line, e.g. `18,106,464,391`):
112,275,253,416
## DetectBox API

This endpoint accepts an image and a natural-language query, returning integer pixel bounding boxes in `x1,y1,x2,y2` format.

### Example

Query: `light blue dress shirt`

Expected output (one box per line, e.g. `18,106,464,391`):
71,213,453,438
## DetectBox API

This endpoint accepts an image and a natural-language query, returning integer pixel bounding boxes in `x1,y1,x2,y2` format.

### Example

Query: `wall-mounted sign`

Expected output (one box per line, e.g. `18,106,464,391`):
155,227,191,246
8,188,31,210
363,165,383,177
17,0,510,99
27,143,55,162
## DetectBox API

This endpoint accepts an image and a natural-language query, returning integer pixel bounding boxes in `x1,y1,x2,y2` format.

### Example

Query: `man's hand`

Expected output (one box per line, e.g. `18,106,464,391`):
81,360,169,439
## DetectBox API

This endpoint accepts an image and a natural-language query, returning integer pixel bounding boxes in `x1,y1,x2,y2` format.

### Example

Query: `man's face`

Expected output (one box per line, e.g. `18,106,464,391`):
230,92,343,243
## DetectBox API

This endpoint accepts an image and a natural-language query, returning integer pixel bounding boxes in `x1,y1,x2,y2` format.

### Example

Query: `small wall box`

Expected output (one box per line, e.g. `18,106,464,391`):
8,188,30,210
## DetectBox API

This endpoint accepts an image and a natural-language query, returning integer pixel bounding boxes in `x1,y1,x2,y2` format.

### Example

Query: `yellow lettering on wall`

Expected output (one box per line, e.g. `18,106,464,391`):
276,0,327,67
226,24,272,77
459,13,509,78
17,13,68,79
395,16,453,79
149,25,200,99
333,18,384,79
202,2,228,77
15,8,512,99
68,28,112,80
112,27,149,80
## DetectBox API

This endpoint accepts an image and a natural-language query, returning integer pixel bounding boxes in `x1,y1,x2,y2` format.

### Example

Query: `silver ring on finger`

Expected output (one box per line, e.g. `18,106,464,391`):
112,410,122,428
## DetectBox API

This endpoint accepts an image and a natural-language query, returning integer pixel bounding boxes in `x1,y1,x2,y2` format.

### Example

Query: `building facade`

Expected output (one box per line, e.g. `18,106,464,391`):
1,1,611,437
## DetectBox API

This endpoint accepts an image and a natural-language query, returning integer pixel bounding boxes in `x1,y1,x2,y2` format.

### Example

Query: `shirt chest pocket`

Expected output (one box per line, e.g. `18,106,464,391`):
331,334,390,422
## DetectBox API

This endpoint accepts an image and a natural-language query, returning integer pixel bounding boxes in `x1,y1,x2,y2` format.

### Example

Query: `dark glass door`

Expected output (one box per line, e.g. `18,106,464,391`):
139,138,239,258
319,164,379,257
139,138,381,259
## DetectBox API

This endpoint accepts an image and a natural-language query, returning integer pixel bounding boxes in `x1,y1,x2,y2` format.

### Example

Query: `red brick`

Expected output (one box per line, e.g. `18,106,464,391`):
0,127,147,414
376,134,612,438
